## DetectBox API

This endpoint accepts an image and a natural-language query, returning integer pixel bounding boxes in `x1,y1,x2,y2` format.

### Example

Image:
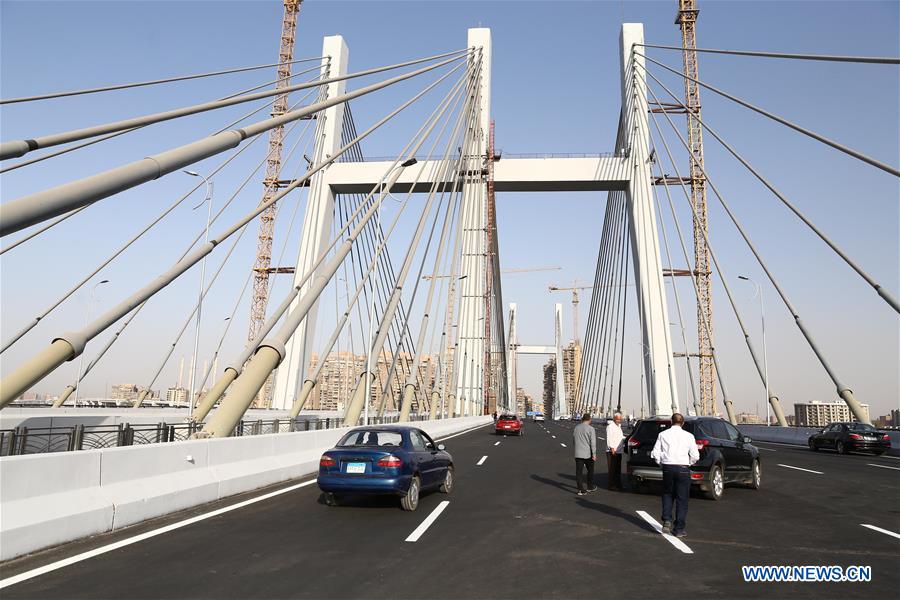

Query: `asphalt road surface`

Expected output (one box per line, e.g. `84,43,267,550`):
2,420,898,599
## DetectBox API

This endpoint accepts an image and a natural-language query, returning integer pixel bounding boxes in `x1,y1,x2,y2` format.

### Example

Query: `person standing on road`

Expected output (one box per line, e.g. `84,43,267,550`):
605,412,625,491
573,413,598,496
650,413,699,538
492,411,498,423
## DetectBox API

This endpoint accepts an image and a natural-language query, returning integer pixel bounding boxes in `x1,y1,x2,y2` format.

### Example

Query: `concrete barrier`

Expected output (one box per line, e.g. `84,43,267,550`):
0,415,489,561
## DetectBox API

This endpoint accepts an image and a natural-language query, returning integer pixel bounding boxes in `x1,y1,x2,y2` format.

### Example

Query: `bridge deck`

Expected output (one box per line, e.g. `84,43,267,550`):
2,421,898,598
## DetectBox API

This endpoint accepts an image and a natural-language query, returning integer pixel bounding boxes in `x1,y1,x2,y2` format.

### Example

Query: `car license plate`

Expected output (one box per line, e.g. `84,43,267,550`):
346,462,366,474
864,436,876,442
504,425,511,428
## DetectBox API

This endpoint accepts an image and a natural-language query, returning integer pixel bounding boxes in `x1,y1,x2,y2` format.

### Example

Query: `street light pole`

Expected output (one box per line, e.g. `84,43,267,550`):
739,275,770,426
73,279,109,406
184,170,214,417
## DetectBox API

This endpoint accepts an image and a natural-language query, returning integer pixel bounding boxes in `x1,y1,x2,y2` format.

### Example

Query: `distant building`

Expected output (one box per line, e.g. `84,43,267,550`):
110,383,156,402
891,409,900,427
736,412,764,425
794,401,870,427
165,387,188,405
304,351,437,413
543,358,556,418
515,387,532,416
561,342,582,414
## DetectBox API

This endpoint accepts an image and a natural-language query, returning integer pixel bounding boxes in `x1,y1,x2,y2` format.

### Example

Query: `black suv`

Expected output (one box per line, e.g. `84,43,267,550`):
625,416,761,501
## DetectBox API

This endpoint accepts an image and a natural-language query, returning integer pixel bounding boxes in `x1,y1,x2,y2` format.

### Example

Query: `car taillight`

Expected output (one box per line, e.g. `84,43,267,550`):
377,455,402,468
320,455,336,467
627,438,640,448
882,434,891,441
690,472,703,480
849,433,862,440
696,439,710,451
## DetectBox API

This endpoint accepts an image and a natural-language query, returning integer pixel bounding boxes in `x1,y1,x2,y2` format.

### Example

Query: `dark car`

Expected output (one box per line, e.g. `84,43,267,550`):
496,414,524,436
625,416,761,501
808,422,891,455
317,426,453,511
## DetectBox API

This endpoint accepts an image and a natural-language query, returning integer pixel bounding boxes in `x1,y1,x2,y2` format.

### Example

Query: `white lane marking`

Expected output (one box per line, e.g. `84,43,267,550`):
552,435,556,439
867,463,900,471
861,524,900,540
405,500,450,542
477,455,488,466
0,479,319,590
636,511,693,554
757,447,776,452
494,441,501,446
777,463,823,475
560,443,567,448
435,422,492,442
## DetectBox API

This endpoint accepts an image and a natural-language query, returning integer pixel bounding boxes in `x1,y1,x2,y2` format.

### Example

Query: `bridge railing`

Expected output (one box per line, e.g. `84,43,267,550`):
0,413,433,456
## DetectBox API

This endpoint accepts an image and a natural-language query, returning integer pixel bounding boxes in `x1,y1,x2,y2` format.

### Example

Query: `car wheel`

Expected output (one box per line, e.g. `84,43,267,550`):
401,476,420,511
748,459,761,490
808,438,818,451
323,492,339,507
439,467,454,494
837,441,847,454
704,465,724,501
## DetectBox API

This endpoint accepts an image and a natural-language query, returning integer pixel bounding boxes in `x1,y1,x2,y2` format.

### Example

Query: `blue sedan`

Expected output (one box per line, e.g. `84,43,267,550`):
317,426,454,511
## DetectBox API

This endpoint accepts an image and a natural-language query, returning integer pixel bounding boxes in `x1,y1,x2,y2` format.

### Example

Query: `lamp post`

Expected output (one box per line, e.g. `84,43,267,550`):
739,275,769,426
184,170,214,417
74,279,109,406
364,158,417,426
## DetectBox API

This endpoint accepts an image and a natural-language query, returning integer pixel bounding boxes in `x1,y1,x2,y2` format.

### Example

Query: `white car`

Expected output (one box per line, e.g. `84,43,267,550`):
532,413,545,422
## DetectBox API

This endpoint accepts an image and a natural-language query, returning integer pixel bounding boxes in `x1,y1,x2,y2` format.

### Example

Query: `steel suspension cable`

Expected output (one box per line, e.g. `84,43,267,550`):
638,62,900,314
1,57,327,104
188,63,471,421
635,43,900,65
645,75,866,424
0,86,322,354
635,53,900,178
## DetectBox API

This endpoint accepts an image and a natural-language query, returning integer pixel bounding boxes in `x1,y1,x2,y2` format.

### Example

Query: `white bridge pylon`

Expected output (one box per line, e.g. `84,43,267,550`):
274,23,678,418
507,303,569,419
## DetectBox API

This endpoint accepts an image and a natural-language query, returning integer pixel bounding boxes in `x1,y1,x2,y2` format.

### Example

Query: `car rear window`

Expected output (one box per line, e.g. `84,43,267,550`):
337,430,404,447
499,415,517,420
847,423,876,432
632,419,696,442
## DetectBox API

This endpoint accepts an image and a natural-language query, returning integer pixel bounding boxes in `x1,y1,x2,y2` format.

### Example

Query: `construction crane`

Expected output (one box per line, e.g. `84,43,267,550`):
548,282,593,346
422,266,561,281
247,0,302,407
676,0,715,416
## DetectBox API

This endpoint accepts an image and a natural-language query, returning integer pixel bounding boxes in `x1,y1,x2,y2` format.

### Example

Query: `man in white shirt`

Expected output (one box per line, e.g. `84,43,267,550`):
650,413,699,537
605,413,625,491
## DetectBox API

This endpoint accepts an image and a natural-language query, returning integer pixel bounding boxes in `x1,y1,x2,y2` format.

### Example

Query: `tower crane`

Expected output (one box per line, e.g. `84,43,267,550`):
548,282,593,346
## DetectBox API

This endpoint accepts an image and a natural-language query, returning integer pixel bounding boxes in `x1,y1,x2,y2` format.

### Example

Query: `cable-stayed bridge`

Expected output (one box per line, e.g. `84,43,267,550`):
0,4,898,597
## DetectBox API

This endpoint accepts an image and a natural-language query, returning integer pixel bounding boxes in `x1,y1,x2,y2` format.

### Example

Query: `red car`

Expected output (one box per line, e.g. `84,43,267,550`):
495,414,524,436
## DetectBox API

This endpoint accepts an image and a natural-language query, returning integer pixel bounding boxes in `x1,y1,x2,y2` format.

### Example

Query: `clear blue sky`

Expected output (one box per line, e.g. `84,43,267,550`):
1,1,897,418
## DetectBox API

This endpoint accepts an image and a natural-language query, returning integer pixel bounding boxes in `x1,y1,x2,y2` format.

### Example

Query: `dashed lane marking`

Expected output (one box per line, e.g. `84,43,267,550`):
477,455,488,466
560,443,567,448
867,463,900,471
552,435,556,439
0,478,320,590
636,511,694,554
494,441,501,446
405,501,450,542
861,524,900,540
777,463,823,475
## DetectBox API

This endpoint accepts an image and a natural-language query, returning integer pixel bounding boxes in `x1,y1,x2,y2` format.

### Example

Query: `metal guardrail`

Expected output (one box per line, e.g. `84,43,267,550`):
0,414,432,456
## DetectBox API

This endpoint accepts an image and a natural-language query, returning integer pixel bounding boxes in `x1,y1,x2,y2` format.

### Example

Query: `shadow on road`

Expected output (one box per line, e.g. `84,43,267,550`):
575,497,655,531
